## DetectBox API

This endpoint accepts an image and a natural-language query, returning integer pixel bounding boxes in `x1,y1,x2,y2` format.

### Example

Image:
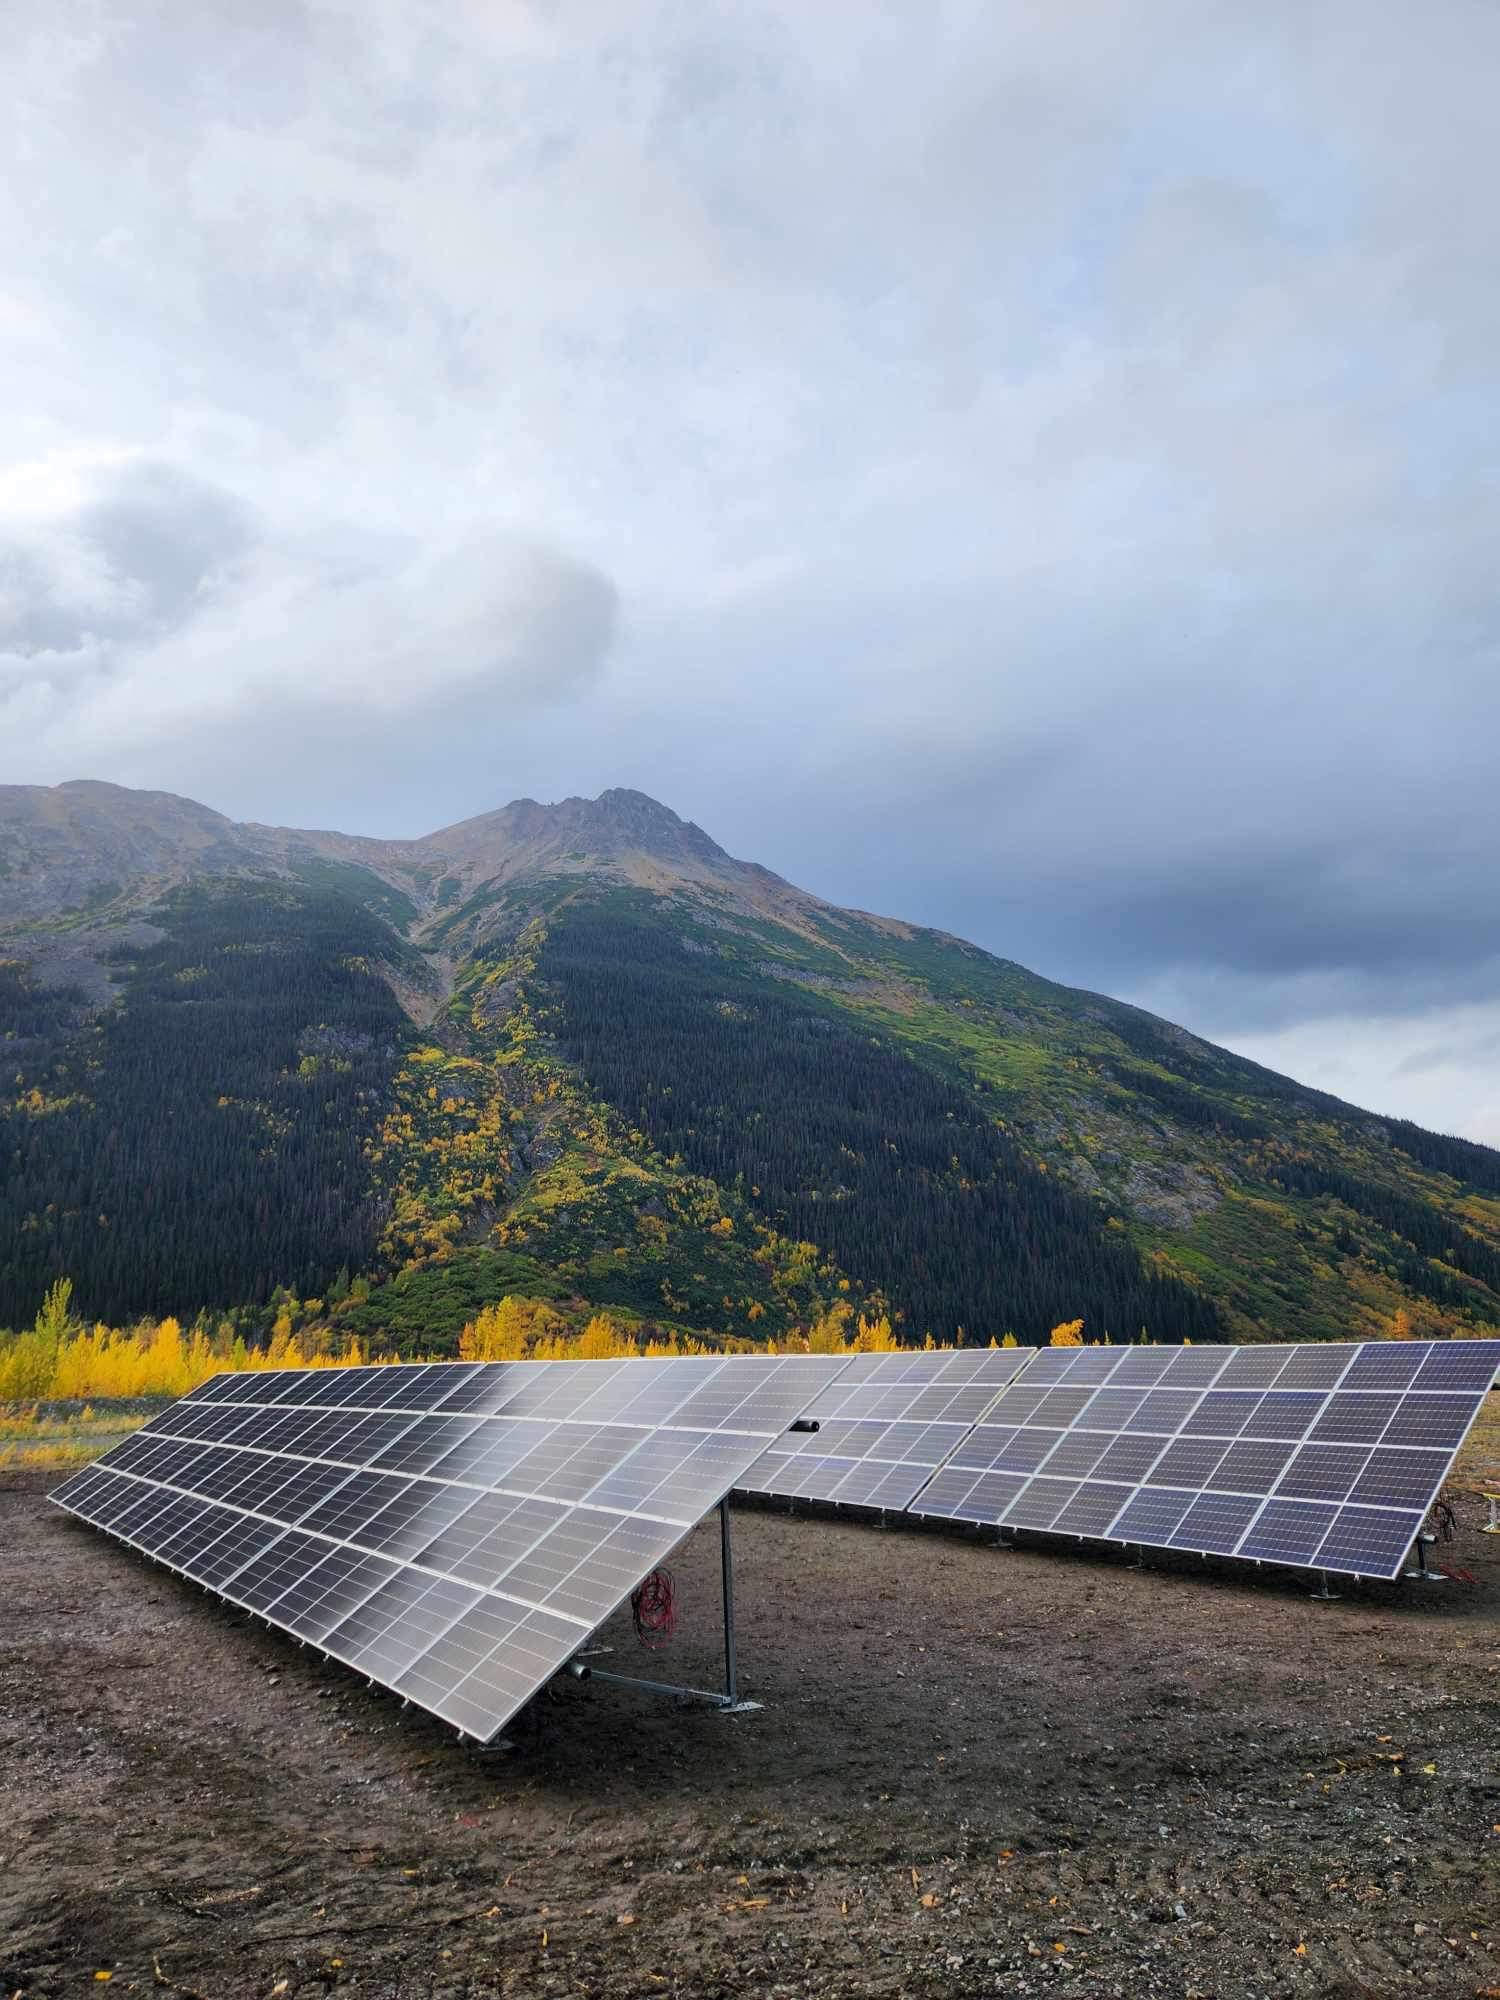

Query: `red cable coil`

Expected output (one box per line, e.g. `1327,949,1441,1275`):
631,1567,676,1649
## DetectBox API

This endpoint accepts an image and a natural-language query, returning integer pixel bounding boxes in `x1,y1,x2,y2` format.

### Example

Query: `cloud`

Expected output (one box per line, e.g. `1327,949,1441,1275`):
77,530,619,731
0,451,617,801
0,458,253,658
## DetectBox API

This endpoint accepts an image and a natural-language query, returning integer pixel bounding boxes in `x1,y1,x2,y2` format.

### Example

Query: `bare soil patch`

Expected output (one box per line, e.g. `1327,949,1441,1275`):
2,1472,1497,2000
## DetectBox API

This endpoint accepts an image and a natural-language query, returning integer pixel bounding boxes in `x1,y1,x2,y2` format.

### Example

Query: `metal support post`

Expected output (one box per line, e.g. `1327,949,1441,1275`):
1403,1531,1446,1583
1481,1494,1500,1535
1309,1570,1340,1601
720,1496,739,1707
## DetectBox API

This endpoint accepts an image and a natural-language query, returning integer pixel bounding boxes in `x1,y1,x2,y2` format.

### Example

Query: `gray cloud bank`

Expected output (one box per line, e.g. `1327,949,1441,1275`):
2,1,1497,1138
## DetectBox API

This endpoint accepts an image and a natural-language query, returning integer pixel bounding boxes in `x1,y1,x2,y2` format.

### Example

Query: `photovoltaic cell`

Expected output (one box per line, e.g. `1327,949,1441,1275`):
1275,1444,1371,1502
909,1338,1499,1579
51,1353,852,1743
1051,1480,1134,1536
1216,1346,1295,1387
1144,1438,1230,1487
1240,1393,1327,1440
1237,1499,1339,1566
1277,1346,1356,1389
910,1466,1029,1525
280,1548,403,1642
1091,1435,1167,1481
946,1426,1060,1473
1002,1477,1080,1531
1349,1448,1451,1511
1308,1394,1402,1443
1109,1486,1197,1544
1314,1506,1423,1574
1022,1430,1110,1479
1412,1345,1500,1392
1206,1439,1296,1491
1339,1345,1427,1391
1380,1396,1476,1449
427,1493,569,1586
1167,1492,1262,1555
1103,1347,1176,1385
1179,1391,1262,1437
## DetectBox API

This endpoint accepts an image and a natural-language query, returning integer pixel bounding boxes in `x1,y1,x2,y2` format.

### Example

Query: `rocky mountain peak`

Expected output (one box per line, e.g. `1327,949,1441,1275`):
565,787,728,863
415,787,731,877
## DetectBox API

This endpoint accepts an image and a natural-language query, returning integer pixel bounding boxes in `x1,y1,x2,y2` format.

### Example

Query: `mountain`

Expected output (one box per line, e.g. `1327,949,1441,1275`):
2,779,1498,1350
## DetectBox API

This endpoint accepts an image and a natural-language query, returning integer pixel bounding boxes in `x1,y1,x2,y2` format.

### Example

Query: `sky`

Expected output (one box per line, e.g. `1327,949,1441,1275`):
3,1,1497,1144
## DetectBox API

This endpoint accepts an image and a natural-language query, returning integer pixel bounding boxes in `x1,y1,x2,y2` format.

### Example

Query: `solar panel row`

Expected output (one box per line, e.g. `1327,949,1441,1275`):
51,1354,853,1743
905,1338,1499,1578
735,1338,1498,1581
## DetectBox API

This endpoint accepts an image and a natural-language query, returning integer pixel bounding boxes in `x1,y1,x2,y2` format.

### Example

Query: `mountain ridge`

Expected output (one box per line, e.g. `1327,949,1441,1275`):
2,777,1498,1350
0,778,795,931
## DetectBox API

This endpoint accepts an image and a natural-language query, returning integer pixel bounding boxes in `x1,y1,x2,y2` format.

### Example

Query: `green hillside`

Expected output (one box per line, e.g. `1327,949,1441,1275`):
2,781,1498,1351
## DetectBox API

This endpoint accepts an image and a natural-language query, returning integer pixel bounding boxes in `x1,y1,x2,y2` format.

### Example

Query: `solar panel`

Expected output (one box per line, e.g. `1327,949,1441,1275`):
735,1346,1038,1511
50,1354,852,1743
909,1340,1500,1579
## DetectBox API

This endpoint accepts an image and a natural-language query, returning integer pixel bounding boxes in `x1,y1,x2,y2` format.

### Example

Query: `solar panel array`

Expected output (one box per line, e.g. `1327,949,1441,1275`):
736,1346,1036,1510
50,1354,850,1742
50,1338,1498,1742
909,1339,1500,1578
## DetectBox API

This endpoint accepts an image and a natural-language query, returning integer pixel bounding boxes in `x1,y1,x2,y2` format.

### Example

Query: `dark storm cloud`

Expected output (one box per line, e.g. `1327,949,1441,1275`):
982,844,1500,1001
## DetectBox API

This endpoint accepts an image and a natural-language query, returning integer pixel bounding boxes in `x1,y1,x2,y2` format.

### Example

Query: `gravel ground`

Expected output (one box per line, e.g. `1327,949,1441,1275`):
2,1470,1497,2000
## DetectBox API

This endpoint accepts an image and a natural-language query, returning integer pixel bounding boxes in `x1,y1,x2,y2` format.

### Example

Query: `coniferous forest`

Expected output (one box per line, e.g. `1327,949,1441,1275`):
537,899,1223,1343
0,883,405,1326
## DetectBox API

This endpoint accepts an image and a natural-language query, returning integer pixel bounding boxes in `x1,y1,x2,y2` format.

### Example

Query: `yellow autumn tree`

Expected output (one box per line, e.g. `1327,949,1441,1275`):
1388,1307,1415,1341
805,1301,854,1354
853,1313,897,1352
576,1312,631,1359
148,1317,191,1399
459,1299,529,1361
458,1295,572,1360
1049,1318,1085,1348
0,1278,76,1397
49,1324,108,1400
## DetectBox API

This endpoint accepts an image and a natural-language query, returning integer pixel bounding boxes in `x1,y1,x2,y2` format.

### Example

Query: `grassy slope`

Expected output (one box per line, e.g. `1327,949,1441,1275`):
765,903,1500,1342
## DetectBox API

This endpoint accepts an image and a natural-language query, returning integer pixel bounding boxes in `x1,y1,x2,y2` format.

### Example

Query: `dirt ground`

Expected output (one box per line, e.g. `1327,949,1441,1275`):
3,1469,1498,2000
